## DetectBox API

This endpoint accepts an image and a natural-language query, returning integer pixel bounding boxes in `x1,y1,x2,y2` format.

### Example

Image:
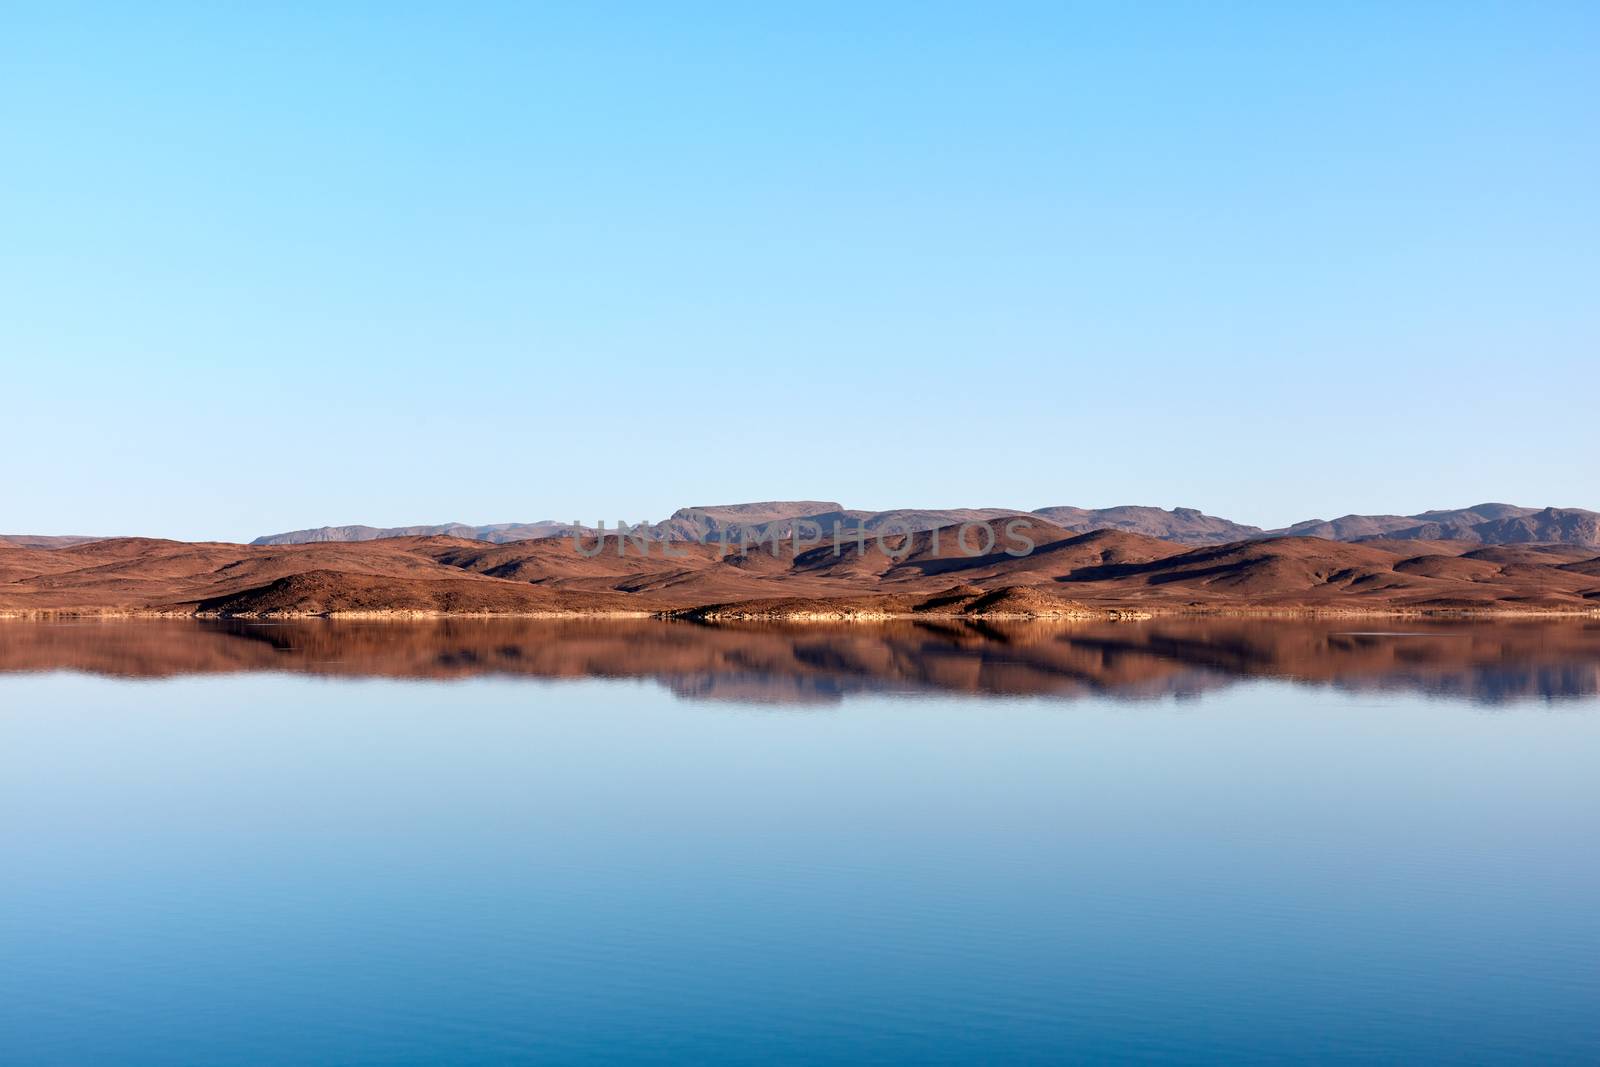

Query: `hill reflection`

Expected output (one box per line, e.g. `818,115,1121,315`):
4,618,1600,705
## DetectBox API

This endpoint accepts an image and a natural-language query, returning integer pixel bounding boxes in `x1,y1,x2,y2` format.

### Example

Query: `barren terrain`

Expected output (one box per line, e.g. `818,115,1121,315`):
3,514,1599,619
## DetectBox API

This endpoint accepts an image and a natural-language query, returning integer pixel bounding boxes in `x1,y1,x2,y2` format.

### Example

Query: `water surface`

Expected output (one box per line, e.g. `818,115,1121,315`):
2,620,1598,1064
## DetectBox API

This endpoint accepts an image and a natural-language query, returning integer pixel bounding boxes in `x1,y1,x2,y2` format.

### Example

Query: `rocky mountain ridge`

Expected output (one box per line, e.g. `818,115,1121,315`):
249,502,1600,549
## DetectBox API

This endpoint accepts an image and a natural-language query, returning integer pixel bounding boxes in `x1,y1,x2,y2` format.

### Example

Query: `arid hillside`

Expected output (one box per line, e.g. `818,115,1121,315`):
2,515,1598,618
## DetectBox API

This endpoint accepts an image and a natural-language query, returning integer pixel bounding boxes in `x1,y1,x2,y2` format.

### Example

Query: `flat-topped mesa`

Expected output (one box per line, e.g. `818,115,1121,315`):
1032,505,1262,544
251,521,582,546
674,501,844,522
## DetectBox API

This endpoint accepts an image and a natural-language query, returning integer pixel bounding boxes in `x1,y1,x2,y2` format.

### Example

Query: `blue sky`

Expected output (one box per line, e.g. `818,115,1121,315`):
3,3,1596,540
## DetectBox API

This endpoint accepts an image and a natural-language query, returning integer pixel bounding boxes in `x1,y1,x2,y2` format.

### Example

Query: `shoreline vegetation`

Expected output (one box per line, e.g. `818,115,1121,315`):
3,512,1599,622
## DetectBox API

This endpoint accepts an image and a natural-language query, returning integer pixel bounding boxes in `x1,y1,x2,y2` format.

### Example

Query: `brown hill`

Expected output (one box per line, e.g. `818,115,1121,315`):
1040,536,1600,612
3,521,1598,619
192,570,645,617
790,516,1077,581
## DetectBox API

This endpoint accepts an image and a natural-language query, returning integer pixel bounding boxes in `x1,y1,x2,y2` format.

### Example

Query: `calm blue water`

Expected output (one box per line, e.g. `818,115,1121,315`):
3,629,1599,1064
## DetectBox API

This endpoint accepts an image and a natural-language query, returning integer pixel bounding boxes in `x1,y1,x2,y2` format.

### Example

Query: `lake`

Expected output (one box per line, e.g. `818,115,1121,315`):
3,619,1598,1064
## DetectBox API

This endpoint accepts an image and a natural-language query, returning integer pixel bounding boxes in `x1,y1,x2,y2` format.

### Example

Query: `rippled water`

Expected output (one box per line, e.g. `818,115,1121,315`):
3,620,1598,1064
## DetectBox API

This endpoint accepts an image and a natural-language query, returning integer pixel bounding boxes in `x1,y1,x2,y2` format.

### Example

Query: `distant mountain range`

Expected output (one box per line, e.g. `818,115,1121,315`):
251,501,1600,549
0,535,105,550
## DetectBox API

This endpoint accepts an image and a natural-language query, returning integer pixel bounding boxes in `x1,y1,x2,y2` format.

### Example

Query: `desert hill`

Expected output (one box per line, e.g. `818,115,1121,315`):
3,516,1598,619
192,569,648,617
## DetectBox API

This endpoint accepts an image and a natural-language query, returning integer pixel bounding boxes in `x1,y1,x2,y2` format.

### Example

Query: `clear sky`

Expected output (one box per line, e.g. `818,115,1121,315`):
3,3,1596,541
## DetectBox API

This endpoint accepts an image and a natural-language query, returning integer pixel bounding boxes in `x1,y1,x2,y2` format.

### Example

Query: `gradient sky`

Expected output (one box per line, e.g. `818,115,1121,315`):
4,3,1596,541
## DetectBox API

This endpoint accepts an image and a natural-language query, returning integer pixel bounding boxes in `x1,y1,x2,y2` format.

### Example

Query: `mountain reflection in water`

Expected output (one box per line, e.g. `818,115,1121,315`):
4,618,1599,705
